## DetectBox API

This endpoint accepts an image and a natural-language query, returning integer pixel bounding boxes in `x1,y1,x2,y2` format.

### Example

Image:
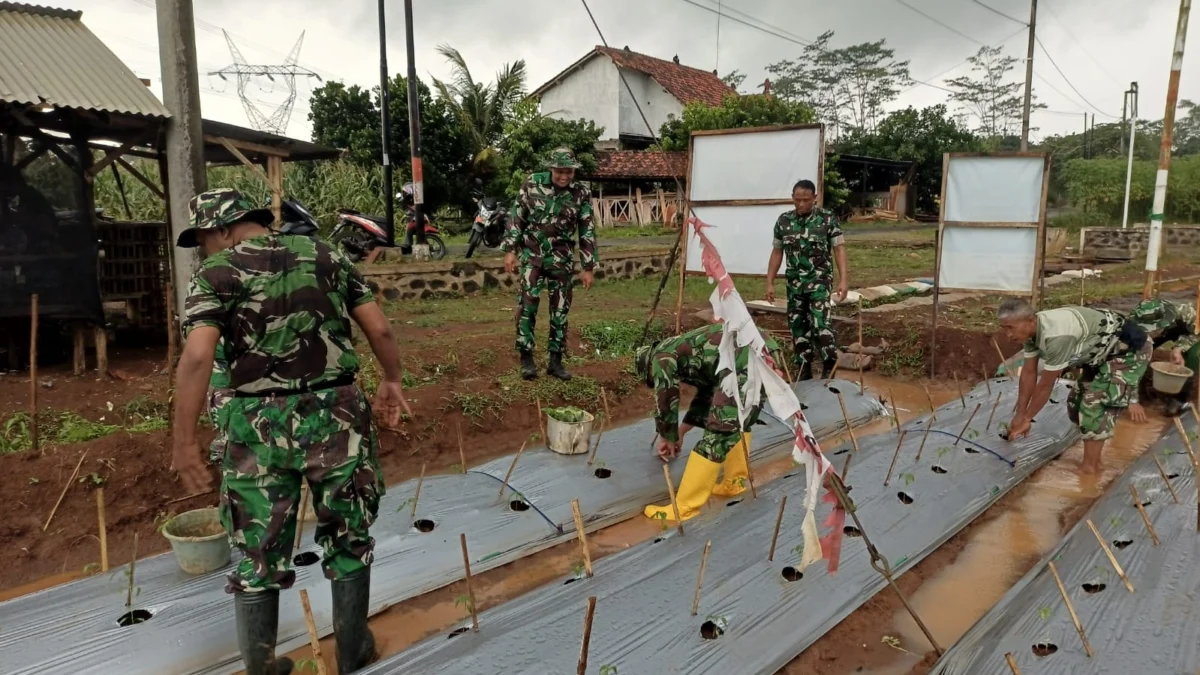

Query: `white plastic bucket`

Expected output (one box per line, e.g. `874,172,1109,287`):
546,411,595,455
161,507,231,575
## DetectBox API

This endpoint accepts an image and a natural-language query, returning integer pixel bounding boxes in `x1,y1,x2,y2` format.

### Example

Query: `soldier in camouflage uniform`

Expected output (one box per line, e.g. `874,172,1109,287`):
502,147,598,381
171,189,412,675
765,180,850,380
1130,297,1199,415
998,300,1150,474
633,323,780,522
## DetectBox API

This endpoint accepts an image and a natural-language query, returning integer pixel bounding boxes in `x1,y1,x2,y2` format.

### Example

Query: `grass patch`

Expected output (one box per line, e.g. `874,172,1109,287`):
0,410,121,453
495,371,608,410
580,319,667,358
473,348,498,370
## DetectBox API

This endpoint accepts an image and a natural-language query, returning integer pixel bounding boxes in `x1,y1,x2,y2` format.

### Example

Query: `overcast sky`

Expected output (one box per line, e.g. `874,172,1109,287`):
70,0,1194,144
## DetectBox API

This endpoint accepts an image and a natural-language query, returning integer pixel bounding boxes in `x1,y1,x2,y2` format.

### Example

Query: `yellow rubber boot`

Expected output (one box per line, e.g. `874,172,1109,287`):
712,433,752,498
644,452,721,523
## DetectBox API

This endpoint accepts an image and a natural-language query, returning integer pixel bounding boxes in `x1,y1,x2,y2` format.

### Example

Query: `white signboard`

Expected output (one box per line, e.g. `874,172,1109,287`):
938,226,1038,292
944,155,1045,223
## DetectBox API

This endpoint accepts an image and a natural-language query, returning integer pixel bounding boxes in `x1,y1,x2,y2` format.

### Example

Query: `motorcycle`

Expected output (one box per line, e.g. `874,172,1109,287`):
276,198,320,236
465,194,507,259
330,199,446,263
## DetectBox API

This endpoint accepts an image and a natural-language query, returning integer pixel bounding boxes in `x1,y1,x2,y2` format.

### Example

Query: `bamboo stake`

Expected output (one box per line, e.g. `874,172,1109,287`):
29,294,38,454
1128,484,1160,546
411,462,426,519
600,387,611,424
953,371,965,408
294,483,310,551
459,533,480,632
457,422,466,473
742,436,757,500
985,392,1003,431
125,532,138,608
577,596,597,675
662,463,684,536
835,392,862,479
981,364,992,395
883,431,909,487
1085,519,1134,593
535,398,549,446
1171,417,1200,531
888,388,901,434
691,540,712,616
767,495,787,561
1152,455,1181,504
298,590,330,675
1047,561,1094,657
992,337,1011,380
1173,416,1197,465
497,440,528,499
922,383,936,413
587,419,606,466
44,450,88,531
915,415,936,461
858,299,865,395
1005,652,1022,674
779,350,793,384
953,403,982,446
570,499,593,577
96,488,109,572
823,358,840,386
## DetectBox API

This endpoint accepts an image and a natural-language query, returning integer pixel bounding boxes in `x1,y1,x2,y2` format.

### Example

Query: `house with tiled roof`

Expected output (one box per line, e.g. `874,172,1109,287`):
532,46,734,151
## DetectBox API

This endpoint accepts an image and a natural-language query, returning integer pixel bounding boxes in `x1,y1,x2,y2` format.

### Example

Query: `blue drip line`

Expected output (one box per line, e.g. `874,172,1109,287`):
466,470,564,534
923,429,1016,467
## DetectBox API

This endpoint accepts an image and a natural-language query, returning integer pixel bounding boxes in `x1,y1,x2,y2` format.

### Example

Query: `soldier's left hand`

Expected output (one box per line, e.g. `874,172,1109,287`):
835,279,849,303
171,439,214,494
581,270,594,290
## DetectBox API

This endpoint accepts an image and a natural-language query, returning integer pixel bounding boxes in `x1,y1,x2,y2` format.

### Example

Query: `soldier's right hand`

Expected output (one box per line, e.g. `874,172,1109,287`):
764,282,775,304
171,439,214,495
374,380,413,429
504,251,518,275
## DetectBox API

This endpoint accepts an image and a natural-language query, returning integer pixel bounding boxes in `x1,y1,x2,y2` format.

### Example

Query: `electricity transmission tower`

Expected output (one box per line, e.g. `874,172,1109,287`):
209,31,322,136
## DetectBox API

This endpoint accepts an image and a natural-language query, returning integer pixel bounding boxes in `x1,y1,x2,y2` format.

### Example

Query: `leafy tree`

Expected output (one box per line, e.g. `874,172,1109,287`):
1036,120,1159,203
492,99,604,198
431,44,528,173
945,46,1044,140
1175,99,1200,157
721,70,747,92
837,105,983,212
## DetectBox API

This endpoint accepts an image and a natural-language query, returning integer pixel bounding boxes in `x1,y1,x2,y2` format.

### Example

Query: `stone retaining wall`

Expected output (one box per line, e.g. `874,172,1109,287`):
1080,225,1200,256
361,248,673,301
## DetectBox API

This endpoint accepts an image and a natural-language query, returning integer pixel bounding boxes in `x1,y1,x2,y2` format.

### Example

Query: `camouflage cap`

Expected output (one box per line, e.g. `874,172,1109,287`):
177,188,274,248
547,146,582,170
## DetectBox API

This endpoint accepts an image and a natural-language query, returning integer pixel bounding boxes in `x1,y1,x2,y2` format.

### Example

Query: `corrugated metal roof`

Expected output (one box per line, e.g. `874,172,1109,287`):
0,2,170,118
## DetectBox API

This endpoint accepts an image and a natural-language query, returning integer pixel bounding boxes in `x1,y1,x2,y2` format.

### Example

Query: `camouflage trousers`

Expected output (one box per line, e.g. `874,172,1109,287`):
786,280,836,371
685,384,762,462
1068,341,1152,440
219,383,384,594
208,388,234,465
515,265,573,354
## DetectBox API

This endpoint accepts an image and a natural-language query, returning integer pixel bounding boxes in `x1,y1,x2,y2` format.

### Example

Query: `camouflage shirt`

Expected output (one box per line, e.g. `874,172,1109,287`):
501,172,598,273
183,234,374,394
649,324,779,443
772,207,845,284
1131,298,1199,352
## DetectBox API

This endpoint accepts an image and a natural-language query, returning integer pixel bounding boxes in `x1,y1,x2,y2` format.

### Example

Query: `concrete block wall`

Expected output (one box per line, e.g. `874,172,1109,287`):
1080,225,1200,255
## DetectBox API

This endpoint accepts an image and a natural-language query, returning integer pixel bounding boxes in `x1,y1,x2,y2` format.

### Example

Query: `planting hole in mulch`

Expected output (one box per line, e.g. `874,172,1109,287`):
726,499,743,507
800,403,809,410
781,566,803,582
700,621,725,640
1113,538,1133,549
827,386,841,395
964,446,980,454
1168,472,1181,479
932,466,948,474
594,468,612,479
897,492,914,505
117,609,154,627
564,577,580,585
843,526,862,537
1137,498,1152,507
448,627,470,638
1031,642,1058,657
293,551,320,566
653,537,665,544
509,500,530,512
833,448,850,456
1082,582,1107,593
414,519,437,533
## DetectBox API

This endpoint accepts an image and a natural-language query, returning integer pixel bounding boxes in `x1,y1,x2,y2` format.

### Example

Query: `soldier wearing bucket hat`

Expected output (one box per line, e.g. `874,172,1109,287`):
171,188,413,675
502,147,598,381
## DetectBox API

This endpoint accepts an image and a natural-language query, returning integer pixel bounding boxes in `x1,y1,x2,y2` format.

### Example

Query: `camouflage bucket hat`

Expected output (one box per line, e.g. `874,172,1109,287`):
177,188,274,248
547,146,582,170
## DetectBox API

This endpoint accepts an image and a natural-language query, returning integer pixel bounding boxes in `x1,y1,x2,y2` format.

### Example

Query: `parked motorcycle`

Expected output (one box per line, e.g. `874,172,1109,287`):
330,198,446,263
276,199,320,236
465,194,507,259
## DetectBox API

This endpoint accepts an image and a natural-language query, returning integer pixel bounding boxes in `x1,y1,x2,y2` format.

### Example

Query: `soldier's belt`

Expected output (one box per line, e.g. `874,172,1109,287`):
232,373,357,398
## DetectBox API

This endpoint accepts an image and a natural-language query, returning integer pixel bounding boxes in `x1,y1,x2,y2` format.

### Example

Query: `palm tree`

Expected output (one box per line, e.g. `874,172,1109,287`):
432,44,528,173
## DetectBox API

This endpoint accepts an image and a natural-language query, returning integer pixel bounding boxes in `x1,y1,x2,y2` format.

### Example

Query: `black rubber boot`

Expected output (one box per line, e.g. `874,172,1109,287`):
234,591,294,675
333,569,376,674
796,361,814,382
821,357,838,380
547,351,573,381
519,350,538,381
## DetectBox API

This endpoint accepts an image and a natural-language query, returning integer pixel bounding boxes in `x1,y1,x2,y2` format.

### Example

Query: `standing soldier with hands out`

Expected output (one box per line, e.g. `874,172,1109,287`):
171,189,412,675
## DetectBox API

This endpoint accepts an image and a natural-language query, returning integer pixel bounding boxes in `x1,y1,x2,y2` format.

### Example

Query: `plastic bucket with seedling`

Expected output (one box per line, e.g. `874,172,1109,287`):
1151,362,1193,395
545,406,595,456
161,507,230,575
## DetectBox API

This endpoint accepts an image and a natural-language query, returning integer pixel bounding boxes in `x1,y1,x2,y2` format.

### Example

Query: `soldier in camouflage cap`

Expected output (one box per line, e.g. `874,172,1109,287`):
764,179,850,380
1130,297,1199,415
172,188,413,675
502,146,598,381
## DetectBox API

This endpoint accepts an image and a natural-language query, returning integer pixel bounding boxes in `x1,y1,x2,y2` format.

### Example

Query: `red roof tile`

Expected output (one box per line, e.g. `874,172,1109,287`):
588,150,688,181
595,46,733,107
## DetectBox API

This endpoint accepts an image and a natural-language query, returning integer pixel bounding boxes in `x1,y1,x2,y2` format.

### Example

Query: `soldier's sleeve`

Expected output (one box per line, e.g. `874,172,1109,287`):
1178,305,1199,351
652,354,681,444
828,211,846,247
336,249,375,308
182,266,231,336
501,179,532,253
772,214,787,250
577,185,598,270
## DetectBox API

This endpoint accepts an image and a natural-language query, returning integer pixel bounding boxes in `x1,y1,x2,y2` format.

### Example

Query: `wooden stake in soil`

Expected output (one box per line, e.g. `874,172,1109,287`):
691,540,712,616
497,440,528,499
922,384,936,414
1085,519,1135,593
985,392,1003,431
1151,454,1181,504
742,437,758,500
1047,561,1094,658
588,388,612,465
1005,652,1023,675
577,596,597,675
94,324,108,379
883,431,909,487
44,450,88,531
992,337,1011,381
411,462,426,519
834,392,863,479
953,371,965,409
858,299,866,395
457,422,467,473
535,398,549,447
1173,416,1198,465
587,421,606,466
953,403,982,446
29,294,38,453
97,488,109,572
125,532,138,608
298,589,330,675
662,463,685,536
767,495,787,561
459,533,480,632
915,415,936,462
1128,484,1160,546
888,388,901,434
823,358,840,386
294,483,310,551
570,499,593,578
981,364,992,395
1170,416,1200,530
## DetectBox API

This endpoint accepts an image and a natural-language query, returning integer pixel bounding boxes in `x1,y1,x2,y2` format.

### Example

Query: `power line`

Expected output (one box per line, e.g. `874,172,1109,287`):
1034,36,1118,118
890,0,982,45
970,0,1028,27
1040,0,1123,86
676,0,812,47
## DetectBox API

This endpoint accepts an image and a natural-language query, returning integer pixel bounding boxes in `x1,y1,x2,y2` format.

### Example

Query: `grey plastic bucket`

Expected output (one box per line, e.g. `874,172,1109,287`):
161,507,231,575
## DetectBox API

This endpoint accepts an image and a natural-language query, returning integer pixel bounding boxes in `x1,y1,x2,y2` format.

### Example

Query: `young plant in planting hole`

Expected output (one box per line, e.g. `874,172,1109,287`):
571,560,587,579
899,472,915,487
600,666,619,675
882,635,913,655
82,562,101,576
294,659,319,674
1037,605,1053,621
998,421,1010,435
653,511,669,532
450,463,463,473
394,497,416,513
705,614,730,632
936,446,952,460
454,594,476,615
966,428,979,440
1108,515,1124,529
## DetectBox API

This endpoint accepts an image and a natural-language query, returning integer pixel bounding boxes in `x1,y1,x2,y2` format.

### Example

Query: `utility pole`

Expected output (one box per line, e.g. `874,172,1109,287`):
377,0,395,248
404,0,429,260
1121,82,1139,229
1083,113,1089,159
1143,0,1191,299
1020,0,1038,151
156,0,206,316
1120,91,1128,156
